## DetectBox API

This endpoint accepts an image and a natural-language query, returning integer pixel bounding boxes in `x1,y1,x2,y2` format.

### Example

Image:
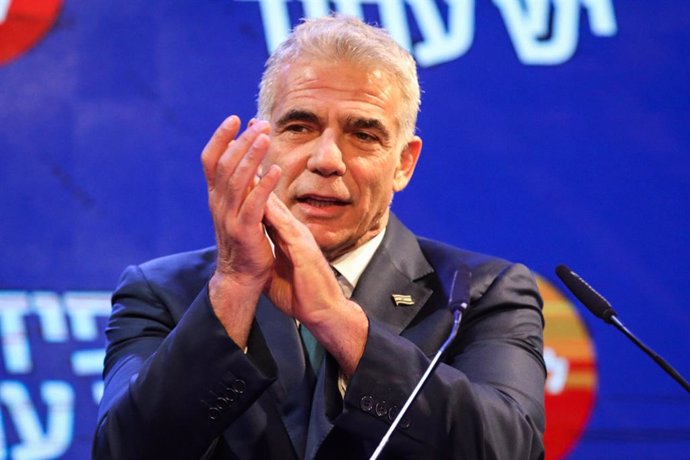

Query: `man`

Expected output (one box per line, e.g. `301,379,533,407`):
94,15,545,460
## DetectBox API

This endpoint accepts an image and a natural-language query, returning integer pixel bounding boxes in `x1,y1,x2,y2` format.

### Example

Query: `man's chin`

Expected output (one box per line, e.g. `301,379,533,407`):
309,227,352,261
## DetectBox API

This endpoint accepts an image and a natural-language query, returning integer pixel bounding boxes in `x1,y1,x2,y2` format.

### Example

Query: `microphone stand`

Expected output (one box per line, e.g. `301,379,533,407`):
609,315,690,393
369,304,467,460
556,264,690,394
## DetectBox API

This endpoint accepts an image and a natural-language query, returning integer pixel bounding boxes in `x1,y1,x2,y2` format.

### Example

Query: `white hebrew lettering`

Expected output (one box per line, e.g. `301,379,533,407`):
250,0,412,54
358,0,412,52
0,292,32,374
241,0,616,67
71,349,106,376
29,292,69,343
543,346,570,394
62,292,111,341
0,291,110,375
409,0,474,67
372,0,412,52
0,291,108,456
242,0,291,54
580,0,617,36
302,1,413,57
63,292,110,406
332,0,363,17
301,0,329,18
493,0,617,65
0,381,74,460
245,0,474,67
493,0,580,65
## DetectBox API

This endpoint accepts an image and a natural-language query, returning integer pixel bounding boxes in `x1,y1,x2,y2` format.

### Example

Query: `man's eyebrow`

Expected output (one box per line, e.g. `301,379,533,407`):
275,109,321,128
345,117,391,142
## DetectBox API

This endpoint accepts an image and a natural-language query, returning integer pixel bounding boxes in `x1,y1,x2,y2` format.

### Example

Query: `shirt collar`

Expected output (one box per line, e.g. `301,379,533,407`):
330,228,386,291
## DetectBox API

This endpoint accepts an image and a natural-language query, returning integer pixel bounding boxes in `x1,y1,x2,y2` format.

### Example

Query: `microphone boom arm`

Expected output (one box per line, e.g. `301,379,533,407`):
369,305,466,460
609,315,690,393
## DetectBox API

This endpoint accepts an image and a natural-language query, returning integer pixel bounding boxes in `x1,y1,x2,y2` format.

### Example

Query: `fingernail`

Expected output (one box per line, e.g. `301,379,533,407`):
222,115,239,129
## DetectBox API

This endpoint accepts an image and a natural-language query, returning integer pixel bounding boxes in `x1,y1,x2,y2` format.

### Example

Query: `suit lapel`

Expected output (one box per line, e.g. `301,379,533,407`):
235,295,314,458
351,214,435,333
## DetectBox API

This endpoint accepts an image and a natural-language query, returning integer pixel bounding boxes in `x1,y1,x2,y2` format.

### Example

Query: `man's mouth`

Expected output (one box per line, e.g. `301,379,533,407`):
296,194,350,208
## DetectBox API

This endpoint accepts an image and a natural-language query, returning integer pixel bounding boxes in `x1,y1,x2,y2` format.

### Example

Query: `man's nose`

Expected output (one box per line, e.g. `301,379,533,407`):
307,131,346,177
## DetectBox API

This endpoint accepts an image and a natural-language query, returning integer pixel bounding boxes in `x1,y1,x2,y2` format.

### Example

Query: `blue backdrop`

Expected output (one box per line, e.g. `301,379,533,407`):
1,1,689,458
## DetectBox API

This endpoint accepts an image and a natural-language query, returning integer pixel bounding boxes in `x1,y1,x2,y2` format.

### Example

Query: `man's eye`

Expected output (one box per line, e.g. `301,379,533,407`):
285,124,308,133
353,131,376,142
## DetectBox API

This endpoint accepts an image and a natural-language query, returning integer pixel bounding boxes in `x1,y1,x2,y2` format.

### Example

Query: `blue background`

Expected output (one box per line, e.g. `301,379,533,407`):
1,0,689,458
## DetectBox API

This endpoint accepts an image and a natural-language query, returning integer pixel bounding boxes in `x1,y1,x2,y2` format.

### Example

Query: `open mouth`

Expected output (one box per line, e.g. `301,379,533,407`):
297,195,349,208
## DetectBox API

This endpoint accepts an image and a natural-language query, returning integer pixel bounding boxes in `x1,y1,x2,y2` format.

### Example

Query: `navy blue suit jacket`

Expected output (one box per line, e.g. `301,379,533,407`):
94,215,545,459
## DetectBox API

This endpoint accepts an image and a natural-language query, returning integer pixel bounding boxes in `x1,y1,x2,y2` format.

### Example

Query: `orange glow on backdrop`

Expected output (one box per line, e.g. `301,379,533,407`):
539,276,598,460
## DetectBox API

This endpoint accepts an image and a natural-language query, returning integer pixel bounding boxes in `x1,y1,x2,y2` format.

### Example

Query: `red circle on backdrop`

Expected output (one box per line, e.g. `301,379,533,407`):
0,0,63,65
537,276,598,460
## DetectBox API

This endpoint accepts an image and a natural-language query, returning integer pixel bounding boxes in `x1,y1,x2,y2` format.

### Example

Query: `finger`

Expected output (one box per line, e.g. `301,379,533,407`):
208,123,271,221
264,192,293,230
263,192,318,254
226,132,273,207
238,164,282,226
201,116,241,189
215,120,271,186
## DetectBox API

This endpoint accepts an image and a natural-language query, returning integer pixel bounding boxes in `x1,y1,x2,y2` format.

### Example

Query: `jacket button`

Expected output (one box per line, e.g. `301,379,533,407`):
360,395,374,412
216,397,228,409
231,379,246,394
400,417,411,429
208,407,221,420
216,396,234,409
387,405,399,422
375,401,388,417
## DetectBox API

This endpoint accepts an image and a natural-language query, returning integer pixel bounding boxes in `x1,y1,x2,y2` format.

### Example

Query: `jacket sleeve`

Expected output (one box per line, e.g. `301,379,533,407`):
335,263,545,460
92,264,276,460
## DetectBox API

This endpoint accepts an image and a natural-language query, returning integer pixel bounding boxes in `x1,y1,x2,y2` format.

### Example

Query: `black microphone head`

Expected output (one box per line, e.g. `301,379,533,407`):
555,264,618,323
448,268,471,312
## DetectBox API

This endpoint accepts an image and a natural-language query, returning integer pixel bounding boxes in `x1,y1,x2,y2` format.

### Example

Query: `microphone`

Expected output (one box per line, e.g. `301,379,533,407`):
555,264,690,394
555,264,617,323
449,265,471,313
369,268,471,460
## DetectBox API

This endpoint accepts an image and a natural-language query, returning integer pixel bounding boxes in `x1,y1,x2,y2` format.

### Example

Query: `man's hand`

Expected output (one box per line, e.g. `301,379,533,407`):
201,116,281,348
200,115,367,371
264,194,368,376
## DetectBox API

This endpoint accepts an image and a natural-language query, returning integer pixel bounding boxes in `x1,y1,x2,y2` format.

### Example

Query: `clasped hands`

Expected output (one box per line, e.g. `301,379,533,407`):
201,116,367,375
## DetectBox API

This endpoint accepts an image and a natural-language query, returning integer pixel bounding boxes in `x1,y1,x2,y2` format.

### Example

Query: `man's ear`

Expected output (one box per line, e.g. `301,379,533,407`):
393,136,422,192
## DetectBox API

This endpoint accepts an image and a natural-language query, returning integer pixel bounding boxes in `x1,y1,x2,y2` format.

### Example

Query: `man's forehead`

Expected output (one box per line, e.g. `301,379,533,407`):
269,59,403,131
275,59,398,100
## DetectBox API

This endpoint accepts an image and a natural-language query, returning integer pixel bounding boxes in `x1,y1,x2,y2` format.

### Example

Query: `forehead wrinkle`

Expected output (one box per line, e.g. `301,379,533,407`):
271,61,404,141
280,62,397,108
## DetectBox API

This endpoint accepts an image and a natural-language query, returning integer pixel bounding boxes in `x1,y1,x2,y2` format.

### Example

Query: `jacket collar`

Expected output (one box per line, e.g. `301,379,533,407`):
350,213,435,334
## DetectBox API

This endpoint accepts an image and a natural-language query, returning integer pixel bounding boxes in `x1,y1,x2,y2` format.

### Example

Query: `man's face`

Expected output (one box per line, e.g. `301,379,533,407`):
263,59,421,261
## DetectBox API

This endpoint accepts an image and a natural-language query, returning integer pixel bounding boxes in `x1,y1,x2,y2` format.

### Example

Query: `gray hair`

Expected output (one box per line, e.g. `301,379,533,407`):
257,15,421,141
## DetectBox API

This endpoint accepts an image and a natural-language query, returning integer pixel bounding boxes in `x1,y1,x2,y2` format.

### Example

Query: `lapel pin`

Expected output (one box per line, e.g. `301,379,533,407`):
392,294,415,307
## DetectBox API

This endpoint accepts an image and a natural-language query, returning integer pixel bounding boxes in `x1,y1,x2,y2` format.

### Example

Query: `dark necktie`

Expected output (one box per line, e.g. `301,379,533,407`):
299,268,351,374
299,325,324,374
